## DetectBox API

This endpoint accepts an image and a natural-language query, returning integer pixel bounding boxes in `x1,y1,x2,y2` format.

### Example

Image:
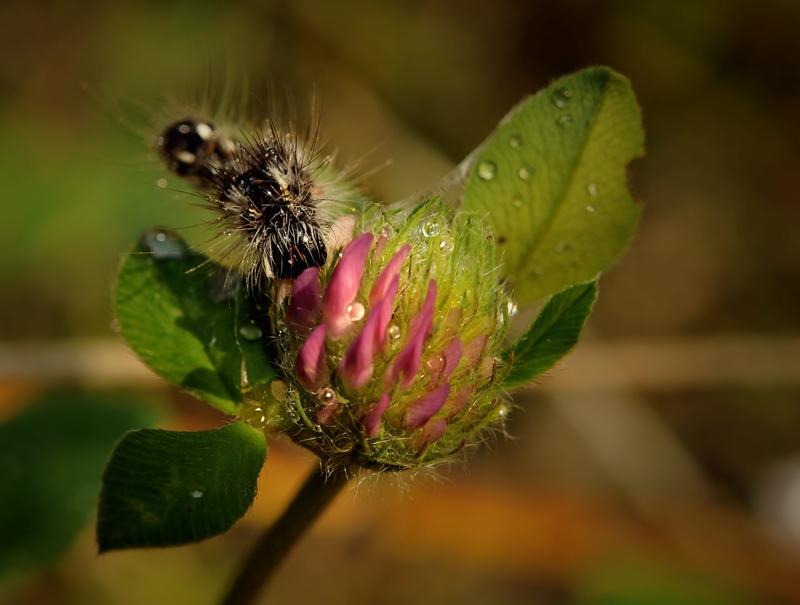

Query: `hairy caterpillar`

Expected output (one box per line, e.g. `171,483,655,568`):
157,109,359,284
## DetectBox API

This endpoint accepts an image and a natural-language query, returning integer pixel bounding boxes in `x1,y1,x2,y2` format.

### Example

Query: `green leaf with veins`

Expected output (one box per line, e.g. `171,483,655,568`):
96,422,266,551
461,67,644,304
502,280,598,388
115,229,243,414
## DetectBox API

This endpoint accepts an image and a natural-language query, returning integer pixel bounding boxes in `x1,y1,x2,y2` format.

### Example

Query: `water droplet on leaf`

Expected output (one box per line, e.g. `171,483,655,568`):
477,161,496,180
512,194,523,207
509,135,523,149
553,88,572,108
517,164,534,180
557,114,574,129
587,183,599,196
190,490,203,498
239,320,263,341
143,229,188,260
586,205,596,213
388,324,402,341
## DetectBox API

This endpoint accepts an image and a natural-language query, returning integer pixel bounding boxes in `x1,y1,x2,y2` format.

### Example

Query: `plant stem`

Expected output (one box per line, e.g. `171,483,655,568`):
220,465,350,605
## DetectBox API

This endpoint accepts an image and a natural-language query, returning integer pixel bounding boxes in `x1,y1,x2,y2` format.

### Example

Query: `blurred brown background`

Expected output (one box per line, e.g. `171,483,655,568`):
2,0,800,603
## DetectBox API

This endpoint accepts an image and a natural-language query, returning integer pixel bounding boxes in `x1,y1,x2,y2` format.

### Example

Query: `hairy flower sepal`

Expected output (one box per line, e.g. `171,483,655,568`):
269,201,512,472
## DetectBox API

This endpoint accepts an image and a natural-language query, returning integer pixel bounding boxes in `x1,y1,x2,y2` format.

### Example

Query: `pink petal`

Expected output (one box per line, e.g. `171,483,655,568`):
384,280,437,391
416,418,447,448
338,275,399,389
296,324,328,392
317,401,339,424
286,267,321,333
323,233,374,341
369,244,410,306
338,322,376,389
442,385,473,419
406,382,451,430
372,274,399,352
362,393,391,438
461,334,487,372
441,337,463,381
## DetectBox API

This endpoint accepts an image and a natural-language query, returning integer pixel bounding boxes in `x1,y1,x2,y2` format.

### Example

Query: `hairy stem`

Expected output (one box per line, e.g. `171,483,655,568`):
220,465,350,605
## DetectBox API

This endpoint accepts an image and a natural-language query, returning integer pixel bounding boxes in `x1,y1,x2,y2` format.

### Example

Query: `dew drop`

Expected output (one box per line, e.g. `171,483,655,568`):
239,320,263,341
555,242,570,253
425,354,445,373
317,387,338,405
587,183,599,196
242,405,267,430
509,135,523,149
586,205,596,213
477,161,496,180
557,114,574,129
507,300,518,317
553,88,572,108
144,229,188,260
421,220,441,237
438,235,454,254
224,228,233,237
190,490,203,499
388,324,402,341
517,164,534,180
157,178,168,188
534,266,545,275
512,194,523,208
346,302,365,321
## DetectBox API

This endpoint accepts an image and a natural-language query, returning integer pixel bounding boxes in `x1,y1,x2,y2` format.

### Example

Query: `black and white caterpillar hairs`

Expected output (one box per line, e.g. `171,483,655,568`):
157,109,340,286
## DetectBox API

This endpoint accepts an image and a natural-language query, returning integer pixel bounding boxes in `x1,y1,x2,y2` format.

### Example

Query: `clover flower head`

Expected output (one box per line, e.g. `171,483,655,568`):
267,201,512,472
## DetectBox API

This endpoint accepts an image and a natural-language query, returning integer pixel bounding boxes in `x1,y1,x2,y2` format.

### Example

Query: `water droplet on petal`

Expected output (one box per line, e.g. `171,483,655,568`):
587,183,599,196
557,114,574,129
517,164,534,180
553,88,572,108
586,205,596,213
388,324,402,341
425,353,445,373
509,135,523,149
477,161,496,180
421,220,441,237
346,302,365,321
239,320,263,341
191,490,203,498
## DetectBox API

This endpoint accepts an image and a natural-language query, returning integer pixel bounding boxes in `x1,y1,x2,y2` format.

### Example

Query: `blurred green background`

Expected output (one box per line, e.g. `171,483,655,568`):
2,0,800,604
